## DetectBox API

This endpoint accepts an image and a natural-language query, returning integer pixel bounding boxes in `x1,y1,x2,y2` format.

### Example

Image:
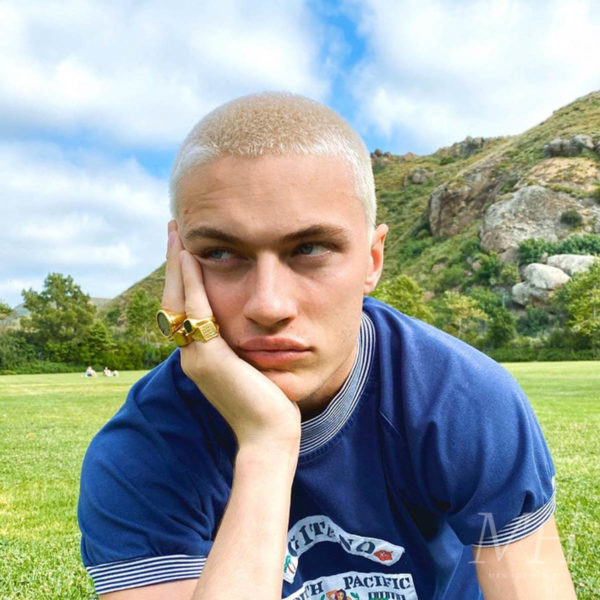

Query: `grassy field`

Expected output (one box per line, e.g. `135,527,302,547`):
0,363,598,599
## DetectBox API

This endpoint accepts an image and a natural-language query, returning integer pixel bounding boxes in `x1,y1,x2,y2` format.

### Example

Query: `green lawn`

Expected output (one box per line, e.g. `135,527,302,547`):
0,364,598,599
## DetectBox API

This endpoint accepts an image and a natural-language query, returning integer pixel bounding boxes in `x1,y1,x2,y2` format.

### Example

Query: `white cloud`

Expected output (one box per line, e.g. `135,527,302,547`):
346,0,600,152
0,0,328,148
0,141,170,306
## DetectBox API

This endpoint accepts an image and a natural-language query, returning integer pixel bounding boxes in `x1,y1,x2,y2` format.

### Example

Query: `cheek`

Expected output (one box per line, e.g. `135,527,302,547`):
200,275,243,333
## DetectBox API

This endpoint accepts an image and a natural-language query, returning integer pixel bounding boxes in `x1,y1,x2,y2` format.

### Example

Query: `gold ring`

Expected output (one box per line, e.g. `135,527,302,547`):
171,326,193,347
156,309,187,338
182,316,220,343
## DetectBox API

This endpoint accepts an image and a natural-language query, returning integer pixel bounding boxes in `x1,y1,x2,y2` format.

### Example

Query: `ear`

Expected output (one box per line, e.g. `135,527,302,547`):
363,223,388,295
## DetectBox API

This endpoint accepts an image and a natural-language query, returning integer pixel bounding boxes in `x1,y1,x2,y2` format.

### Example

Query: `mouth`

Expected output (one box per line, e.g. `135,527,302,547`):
237,338,311,368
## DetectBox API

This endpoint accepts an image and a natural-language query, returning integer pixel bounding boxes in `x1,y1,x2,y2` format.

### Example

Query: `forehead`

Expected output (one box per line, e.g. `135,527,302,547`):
176,154,368,242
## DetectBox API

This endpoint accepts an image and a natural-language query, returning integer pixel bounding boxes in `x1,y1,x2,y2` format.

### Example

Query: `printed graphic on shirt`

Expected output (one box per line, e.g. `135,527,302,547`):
283,571,418,600
284,516,405,583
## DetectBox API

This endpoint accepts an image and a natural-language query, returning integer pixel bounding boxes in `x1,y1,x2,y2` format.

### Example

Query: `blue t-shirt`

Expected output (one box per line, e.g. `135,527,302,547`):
78,297,555,598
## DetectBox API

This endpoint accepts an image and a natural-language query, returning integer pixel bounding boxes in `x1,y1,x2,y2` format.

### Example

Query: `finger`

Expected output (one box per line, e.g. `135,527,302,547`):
161,220,186,313
180,250,214,319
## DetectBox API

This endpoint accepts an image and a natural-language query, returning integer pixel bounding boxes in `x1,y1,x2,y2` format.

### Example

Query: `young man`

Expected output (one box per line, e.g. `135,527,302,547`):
78,93,576,599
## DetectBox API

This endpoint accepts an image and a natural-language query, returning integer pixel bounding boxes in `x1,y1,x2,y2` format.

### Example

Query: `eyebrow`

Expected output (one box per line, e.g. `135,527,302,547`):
184,224,351,245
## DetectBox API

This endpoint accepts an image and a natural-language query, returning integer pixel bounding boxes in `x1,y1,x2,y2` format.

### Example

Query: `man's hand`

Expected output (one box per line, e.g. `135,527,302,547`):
163,220,302,449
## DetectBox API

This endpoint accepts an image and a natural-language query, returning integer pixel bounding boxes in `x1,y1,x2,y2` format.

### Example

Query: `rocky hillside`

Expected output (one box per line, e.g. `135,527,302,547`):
372,90,600,307
105,90,600,319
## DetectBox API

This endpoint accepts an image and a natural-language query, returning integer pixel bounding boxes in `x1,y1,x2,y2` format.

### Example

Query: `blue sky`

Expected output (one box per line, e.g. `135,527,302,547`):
2,0,600,307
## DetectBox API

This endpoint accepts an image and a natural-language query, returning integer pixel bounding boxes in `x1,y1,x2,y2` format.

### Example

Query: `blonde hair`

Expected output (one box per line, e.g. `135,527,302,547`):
170,92,376,228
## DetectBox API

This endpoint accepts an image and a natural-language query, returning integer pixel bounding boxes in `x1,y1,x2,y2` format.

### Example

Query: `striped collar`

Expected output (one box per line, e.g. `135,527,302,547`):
299,312,375,456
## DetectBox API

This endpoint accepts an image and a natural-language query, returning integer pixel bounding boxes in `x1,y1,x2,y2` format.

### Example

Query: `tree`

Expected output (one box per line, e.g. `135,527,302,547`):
0,300,12,320
80,320,115,365
468,287,516,347
437,291,489,346
125,289,161,344
372,275,434,323
554,261,600,353
21,273,96,362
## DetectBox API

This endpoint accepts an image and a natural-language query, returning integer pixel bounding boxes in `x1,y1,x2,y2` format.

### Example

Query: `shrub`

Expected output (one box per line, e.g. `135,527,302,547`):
557,234,600,255
516,306,552,336
372,275,434,323
434,264,466,291
518,234,600,265
472,253,503,285
560,210,583,228
518,238,550,264
500,177,519,194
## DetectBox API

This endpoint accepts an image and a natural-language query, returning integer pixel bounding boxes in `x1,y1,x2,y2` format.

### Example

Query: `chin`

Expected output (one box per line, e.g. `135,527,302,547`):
260,370,312,403
262,370,330,421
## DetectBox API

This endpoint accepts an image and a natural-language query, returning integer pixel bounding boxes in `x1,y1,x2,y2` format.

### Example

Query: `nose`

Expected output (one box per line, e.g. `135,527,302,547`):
242,254,297,329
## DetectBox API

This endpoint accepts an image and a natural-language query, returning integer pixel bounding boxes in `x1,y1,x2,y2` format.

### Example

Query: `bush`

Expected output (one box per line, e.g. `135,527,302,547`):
0,330,38,372
518,234,600,265
372,275,434,323
472,253,503,285
516,306,552,336
518,238,550,264
557,234,600,255
394,236,437,267
439,156,456,165
434,264,466,291
560,210,583,228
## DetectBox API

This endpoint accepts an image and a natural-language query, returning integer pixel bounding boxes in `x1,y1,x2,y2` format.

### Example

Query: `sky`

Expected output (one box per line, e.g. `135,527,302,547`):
2,0,600,308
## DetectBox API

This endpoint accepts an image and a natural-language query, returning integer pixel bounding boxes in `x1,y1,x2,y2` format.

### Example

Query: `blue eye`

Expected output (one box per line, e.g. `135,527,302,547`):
296,243,328,256
203,248,235,260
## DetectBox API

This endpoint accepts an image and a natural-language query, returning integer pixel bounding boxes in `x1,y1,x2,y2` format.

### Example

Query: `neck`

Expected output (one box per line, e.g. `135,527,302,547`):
298,342,359,422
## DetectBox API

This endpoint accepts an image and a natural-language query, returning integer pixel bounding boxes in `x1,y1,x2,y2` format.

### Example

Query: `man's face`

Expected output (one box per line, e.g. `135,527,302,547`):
177,154,386,417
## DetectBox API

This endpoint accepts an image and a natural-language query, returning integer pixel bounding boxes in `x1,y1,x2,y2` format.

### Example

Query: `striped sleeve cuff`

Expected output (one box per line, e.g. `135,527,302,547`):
473,492,556,548
87,554,205,594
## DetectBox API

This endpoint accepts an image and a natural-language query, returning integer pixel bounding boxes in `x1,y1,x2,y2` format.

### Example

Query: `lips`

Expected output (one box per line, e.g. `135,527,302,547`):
237,337,310,368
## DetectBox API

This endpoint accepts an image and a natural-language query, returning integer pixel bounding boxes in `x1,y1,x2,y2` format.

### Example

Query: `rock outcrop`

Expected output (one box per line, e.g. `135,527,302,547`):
428,156,510,237
511,254,597,307
437,136,488,159
546,254,597,276
511,263,570,306
407,168,433,185
543,134,598,157
480,185,577,261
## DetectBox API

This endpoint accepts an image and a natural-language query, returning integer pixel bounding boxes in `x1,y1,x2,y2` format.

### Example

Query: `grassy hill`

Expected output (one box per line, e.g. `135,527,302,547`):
374,90,600,290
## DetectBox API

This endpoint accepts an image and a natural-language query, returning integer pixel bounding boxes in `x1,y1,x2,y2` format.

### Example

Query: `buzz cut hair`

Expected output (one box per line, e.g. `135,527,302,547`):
169,91,377,229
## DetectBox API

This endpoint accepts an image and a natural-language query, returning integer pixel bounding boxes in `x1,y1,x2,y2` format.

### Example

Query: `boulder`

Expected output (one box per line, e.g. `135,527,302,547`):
437,136,487,160
480,185,582,261
511,263,570,306
523,263,570,289
570,134,594,152
511,282,545,306
543,134,595,157
546,254,597,276
544,138,567,157
408,168,432,185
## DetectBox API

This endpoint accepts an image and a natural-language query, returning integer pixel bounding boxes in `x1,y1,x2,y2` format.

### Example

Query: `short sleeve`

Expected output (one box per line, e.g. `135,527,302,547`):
78,396,226,594
414,358,556,547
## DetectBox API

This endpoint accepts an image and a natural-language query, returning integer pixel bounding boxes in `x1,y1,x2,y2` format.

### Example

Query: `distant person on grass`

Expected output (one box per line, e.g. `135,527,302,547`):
77,93,576,599
84,366,96,378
